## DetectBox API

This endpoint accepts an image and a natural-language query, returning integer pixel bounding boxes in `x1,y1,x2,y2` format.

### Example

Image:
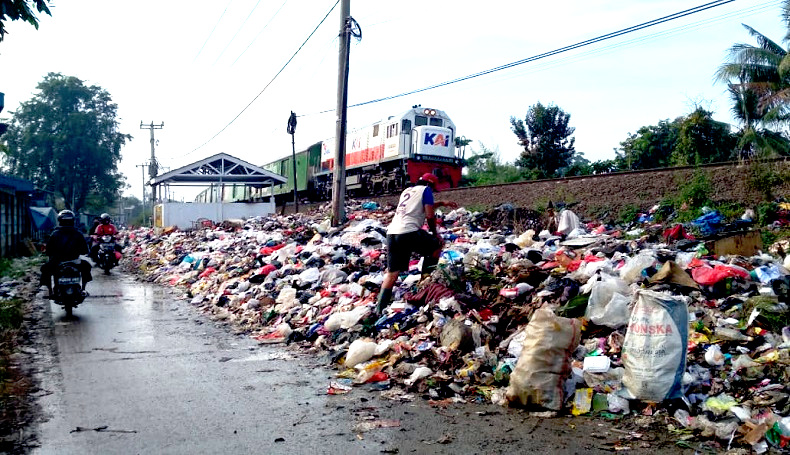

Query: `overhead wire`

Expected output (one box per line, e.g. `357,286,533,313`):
186,0,340,156
460,0,783,92
212,0,264,66
300,0,739,116
231,0,292,66
193,0,234,63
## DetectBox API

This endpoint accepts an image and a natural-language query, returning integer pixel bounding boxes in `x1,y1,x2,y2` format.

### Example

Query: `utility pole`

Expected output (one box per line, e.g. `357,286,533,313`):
287,111,299,214
331,0,351,226
136,163,148,226
140,121,164,204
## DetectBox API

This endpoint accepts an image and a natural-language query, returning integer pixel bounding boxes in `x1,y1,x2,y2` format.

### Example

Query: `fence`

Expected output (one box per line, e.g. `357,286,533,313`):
0,175,35,257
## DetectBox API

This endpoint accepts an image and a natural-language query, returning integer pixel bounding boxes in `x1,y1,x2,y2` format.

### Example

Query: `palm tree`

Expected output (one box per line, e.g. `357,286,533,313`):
715,3,790,158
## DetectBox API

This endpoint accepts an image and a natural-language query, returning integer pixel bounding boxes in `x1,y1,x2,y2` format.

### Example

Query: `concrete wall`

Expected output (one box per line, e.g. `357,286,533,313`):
155,201,276,229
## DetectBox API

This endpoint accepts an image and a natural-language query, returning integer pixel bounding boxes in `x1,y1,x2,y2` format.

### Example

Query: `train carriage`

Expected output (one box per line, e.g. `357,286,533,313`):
195,106,464,204
311,106,463,199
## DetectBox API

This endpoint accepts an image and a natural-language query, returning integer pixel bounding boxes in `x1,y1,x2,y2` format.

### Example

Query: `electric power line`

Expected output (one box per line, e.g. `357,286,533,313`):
231,0,292,66
351,0,738,109
213,0,264,66
456,0,782,92
187,0,340,156
194,0,234,62
301,0,739,117
263,0,779,157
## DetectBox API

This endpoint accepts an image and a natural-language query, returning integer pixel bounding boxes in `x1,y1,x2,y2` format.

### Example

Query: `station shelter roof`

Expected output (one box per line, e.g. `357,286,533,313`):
148,153,287,187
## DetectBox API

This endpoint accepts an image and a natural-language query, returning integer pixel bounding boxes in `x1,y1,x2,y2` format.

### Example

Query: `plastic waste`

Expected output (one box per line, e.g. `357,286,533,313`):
607,393,630,414
766,417,790,448
405,366,432,385
571,388,593,415
619,252,655,283
345,339,378,368
714,326,754,342
582,355,611,373
704,344,725,366
324,305,370,331
585,273,630,328
703,394,737,416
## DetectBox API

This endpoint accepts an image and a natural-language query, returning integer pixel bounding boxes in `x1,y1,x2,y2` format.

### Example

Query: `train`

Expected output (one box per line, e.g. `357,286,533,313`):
195,106,465,204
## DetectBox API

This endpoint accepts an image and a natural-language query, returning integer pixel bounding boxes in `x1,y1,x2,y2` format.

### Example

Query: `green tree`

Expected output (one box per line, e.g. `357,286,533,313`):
561,154,592,177
511,102,576,179
591,159,617,174
616,109,736,169
0,0,51,42
616,120,678,170
671,107,736,165
715,4,790,157
1,73,130,213
462,143,522,186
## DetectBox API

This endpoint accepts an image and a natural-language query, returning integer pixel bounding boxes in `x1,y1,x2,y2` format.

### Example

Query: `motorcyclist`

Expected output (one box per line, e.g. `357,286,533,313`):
90,213,122,263
40,210,92,297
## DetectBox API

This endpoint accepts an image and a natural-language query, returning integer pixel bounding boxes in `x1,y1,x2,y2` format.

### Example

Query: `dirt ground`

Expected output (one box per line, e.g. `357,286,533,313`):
0,276,49,454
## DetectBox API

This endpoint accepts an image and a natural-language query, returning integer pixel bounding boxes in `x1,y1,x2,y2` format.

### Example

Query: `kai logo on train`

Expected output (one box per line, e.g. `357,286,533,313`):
423,132,449,147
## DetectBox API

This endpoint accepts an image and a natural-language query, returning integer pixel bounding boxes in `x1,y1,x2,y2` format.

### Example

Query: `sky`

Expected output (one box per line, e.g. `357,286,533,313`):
0,0,788,203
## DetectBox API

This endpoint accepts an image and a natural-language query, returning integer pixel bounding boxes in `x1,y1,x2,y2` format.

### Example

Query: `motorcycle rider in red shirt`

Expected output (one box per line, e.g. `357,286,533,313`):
90,213,121,262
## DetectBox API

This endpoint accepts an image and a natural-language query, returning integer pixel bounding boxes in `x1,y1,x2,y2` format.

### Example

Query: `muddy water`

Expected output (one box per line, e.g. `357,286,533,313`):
28,272,689,454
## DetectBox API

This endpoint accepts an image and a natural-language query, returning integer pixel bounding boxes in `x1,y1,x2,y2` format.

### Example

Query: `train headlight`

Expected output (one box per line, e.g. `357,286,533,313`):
423,108,437,116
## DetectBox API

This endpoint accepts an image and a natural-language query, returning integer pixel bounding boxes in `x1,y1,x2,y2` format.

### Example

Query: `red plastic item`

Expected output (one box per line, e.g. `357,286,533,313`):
365,371,389,383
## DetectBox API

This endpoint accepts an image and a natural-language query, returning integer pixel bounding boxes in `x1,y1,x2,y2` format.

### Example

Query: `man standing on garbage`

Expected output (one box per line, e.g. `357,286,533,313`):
375,173,456,315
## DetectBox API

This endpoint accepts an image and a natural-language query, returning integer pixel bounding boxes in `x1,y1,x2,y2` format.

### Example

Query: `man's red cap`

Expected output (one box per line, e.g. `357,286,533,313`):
419,173,439,188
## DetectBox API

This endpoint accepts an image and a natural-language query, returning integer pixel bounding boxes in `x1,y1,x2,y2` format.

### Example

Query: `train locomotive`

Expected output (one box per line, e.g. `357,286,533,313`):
197,107,464,204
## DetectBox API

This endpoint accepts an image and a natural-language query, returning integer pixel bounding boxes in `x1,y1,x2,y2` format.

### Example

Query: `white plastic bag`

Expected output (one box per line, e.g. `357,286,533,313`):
557,209,580,235
619,252,655,283
585,274,631,328
622,290,688,402
324,305,370,331
345,338,378,368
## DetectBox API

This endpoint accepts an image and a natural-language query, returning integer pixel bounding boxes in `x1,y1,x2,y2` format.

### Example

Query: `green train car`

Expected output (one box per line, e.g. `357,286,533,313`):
261,141,322,201
194,142,322,204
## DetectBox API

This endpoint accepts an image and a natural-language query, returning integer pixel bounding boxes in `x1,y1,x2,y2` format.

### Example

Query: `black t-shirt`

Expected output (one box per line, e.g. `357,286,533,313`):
46,226,88,263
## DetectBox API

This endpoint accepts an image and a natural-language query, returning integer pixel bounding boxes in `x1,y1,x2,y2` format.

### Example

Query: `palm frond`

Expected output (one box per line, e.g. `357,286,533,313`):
742,24,786,55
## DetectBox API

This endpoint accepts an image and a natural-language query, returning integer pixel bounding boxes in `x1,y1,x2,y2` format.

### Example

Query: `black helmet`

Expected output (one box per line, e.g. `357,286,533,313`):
57,210,75,226
100,213,111,224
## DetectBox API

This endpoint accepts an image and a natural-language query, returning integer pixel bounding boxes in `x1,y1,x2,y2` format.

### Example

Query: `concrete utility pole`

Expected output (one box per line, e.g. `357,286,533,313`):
331,0,351,227
140,121,164,204
136,163,148,226
287,111,299,214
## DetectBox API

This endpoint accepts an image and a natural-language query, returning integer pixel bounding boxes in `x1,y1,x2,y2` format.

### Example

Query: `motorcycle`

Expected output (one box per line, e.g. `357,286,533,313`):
53,260,86,317
96,234,119,274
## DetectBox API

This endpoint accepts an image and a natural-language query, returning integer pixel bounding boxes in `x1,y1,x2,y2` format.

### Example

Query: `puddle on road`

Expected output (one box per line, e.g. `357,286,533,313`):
229,351,296,362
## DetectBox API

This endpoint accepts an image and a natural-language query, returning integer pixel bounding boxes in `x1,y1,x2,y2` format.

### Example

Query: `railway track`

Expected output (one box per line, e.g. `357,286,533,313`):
278,158,790,220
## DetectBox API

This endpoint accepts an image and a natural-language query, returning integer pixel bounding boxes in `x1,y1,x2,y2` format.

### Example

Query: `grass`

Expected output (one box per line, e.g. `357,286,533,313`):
0,256,42,449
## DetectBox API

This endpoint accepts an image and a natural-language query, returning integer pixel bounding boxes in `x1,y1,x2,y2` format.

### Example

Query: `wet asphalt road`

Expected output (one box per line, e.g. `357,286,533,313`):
28,269,682,455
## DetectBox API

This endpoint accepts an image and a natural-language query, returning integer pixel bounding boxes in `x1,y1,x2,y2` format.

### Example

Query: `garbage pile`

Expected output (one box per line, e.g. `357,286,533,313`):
122,201,790,452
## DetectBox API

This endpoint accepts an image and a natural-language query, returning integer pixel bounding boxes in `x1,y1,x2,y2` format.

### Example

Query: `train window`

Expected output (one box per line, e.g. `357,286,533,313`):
401,119,411,133
386,123,398,138
373,124,379,137
415,116,427,126
429,118,442,126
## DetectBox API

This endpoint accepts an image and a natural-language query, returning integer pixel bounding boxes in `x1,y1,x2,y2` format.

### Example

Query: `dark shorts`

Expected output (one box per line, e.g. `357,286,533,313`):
386,230,441,273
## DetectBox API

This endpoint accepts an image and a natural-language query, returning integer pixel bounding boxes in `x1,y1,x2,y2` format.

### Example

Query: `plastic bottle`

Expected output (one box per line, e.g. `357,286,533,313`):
715,327,754,342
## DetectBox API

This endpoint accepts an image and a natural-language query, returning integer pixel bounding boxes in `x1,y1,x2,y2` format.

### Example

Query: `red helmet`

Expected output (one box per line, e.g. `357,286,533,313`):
419,173,439,187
